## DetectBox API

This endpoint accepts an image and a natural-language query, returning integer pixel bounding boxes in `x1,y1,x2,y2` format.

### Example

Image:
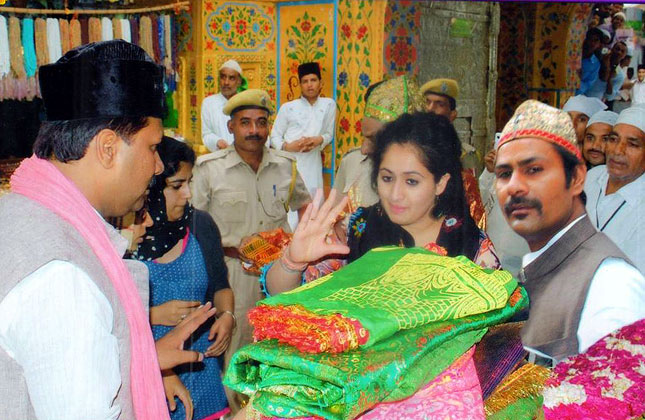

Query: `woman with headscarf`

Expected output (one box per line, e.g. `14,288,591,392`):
135,136,232,420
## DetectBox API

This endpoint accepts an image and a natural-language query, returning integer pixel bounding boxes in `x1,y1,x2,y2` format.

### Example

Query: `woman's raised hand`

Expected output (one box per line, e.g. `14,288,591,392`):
288,189,350,264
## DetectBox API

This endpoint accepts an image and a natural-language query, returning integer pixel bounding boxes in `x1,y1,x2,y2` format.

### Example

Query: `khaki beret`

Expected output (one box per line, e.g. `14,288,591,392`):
222,89,274,116
498,99,582,162
420,78,459,100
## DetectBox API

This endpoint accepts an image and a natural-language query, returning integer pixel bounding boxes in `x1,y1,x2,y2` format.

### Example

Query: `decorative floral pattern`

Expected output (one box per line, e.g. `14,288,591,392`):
285,11,328,64
189,62,198,138
335,0,386,160
383,0,421,77
495,3,536,130
543,319,645,420
176,10,193,53
205,3,274,52
204,60,216,96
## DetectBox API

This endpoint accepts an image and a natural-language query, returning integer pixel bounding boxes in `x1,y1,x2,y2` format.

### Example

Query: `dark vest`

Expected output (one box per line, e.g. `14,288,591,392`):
520,215,630,361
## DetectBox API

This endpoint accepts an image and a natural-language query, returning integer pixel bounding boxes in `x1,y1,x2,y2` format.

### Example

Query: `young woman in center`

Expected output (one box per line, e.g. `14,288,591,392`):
263,110,500,296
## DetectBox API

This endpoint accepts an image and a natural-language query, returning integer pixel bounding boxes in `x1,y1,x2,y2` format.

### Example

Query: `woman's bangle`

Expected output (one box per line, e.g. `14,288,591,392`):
218,310,236,329
280,246,308,273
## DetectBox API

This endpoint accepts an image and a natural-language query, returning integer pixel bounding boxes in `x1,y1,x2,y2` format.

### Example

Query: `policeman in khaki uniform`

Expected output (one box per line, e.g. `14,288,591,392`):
191,89,311,410
420,78,480,174
333,146,379,210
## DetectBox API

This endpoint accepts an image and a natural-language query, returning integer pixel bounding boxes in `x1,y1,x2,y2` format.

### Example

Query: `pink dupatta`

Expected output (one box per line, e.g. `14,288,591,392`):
11,156,168,420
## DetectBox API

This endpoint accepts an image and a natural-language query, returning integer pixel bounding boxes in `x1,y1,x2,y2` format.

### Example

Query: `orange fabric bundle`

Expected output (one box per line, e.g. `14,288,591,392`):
69,20,82,49
112,17,122,40
239,228,292,274
139,16,154,61
34,18,48,68
88,17,101,43
248,304,369,353
59,19,70,54
9,17,25,79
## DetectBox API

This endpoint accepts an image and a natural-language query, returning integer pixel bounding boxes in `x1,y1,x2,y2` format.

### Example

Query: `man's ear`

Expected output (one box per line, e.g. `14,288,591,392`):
571,162,587,195
450,109,458,122
93,129,122,169
227,119,234,134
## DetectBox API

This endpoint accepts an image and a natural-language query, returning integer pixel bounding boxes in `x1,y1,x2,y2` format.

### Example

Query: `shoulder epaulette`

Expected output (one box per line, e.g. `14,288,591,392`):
195,148,229,166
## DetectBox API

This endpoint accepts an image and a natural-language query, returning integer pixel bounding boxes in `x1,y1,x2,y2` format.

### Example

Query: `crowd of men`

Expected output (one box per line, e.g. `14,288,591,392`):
0,36,643,419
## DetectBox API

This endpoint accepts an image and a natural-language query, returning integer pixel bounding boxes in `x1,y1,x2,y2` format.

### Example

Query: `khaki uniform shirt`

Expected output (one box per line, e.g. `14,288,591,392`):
191,146,311,247
334,148,379,209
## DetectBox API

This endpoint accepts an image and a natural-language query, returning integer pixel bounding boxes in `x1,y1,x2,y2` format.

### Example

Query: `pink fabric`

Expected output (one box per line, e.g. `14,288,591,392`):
263,347,485,420
543,318,645,420
357,347,485,420
11,156,169,420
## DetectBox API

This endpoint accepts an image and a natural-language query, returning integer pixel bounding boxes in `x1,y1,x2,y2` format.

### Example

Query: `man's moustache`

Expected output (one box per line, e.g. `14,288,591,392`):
245,135,263,141
504,196,543,216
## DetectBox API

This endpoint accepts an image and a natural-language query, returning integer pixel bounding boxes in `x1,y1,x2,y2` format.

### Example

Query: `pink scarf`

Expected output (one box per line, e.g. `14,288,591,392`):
11,156,169,420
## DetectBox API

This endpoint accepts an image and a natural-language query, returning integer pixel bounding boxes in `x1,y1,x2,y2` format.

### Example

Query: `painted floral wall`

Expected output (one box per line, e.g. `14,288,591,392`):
177,0,385,175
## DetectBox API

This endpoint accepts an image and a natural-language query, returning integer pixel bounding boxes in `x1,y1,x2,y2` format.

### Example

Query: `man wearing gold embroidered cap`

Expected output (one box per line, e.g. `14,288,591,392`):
494,99,645,365
191,88,311,413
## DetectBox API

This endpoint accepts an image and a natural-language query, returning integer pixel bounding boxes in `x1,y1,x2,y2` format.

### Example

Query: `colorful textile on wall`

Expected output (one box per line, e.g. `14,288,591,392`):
542,318,645,420
240,228,292,275
484,363,550,418
383,0,421,77
249,247,518,353
250,347,485,420
495,3,535,131
226,287,526,420
335,0,386,161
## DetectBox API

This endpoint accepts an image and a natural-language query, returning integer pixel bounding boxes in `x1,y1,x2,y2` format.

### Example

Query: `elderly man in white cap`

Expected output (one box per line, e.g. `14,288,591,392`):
585,106,645,273
562,94,607,145
583,110,618,168
200,59,244,152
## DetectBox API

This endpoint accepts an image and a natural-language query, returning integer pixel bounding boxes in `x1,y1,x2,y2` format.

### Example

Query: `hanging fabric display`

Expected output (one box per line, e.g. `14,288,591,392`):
138,15,154,61
129,16,139,45
0,9,180,102
46,18,62,63
150,14,160,62
120,18,131,43
0,16,9,79
59,18,71,55
34,18,49,67
101,16,113,41
69,19,82,49
88,17,101,43
112,17,122,40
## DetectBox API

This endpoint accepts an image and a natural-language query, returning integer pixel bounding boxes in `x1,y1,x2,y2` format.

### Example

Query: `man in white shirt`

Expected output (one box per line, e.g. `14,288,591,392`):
630,65,645,105
0,40,214,420
584,106,645,273
494,99,645,365
201,60,243,152
269,62,336,195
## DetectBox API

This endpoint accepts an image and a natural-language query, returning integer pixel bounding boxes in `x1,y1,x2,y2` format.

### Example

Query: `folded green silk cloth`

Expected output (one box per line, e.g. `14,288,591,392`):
252,246,518,353
225,287,528,420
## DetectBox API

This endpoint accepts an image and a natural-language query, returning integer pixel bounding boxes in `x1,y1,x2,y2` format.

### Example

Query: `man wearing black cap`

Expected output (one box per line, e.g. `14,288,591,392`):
270,62,336,208
0,40,214,420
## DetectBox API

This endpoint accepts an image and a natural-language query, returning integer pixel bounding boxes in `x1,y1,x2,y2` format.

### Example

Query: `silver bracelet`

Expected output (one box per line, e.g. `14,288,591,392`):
218,310,237,328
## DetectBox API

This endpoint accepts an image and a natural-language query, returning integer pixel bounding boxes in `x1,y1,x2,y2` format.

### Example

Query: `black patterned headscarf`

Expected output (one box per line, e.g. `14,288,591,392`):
134,136,195,261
